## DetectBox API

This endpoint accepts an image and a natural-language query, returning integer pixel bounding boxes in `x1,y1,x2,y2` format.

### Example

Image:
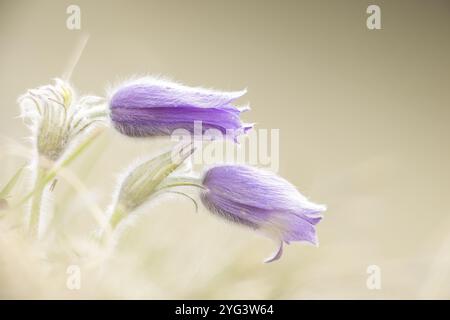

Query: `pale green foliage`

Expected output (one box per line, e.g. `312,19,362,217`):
19,79,106,161
109,145,196,230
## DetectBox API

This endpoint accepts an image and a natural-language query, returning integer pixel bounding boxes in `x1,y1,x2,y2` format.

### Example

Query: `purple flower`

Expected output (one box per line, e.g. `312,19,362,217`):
200,165,326,263
109,77,252,140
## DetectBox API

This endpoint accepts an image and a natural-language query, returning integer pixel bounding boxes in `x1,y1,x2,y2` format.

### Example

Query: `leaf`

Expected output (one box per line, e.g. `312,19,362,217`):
0,165,25,199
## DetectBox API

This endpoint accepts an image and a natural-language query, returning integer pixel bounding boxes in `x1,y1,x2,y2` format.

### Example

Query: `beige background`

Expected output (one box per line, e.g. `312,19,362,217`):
0,0,449,299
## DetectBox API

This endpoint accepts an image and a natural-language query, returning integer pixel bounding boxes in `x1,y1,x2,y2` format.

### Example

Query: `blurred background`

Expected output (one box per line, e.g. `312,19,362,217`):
0,0,449,299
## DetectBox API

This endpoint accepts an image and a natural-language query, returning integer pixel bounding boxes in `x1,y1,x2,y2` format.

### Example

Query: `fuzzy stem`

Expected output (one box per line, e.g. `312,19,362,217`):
14,128,103,208
96,204,127,246
109,205,127,230
0,165,25,199
28,165,48,238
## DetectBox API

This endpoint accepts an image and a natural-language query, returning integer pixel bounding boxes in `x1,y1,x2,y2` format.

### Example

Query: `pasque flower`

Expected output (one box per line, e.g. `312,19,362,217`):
18,79,105,237
19,78,105,162
108,77,252,140
200,165,326,262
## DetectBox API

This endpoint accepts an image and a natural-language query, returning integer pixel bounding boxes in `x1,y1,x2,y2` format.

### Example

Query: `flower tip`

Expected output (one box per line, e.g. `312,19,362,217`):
234,88,247,98
244,123,255,133
311,203,327,214
175,142,196,165
264,241,284,263
180,141,195,155
238,104,251,113
303,201,327,216
310,236,320,247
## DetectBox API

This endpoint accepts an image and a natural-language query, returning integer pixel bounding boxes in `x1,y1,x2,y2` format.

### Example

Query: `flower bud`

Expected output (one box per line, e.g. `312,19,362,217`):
200,165,326,262
19,79,105,162
108,77,253,140
108,144,195,230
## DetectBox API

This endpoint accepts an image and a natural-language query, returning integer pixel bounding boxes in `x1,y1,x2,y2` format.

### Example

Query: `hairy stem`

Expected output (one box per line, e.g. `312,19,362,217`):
15,128,103,208
28,165,48,238
0,165,25,199
96,204,127,245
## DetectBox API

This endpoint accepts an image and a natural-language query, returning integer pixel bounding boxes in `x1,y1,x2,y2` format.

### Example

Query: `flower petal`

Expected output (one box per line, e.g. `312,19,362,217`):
110,106,248,138
264,241,284,263
110,78,246,110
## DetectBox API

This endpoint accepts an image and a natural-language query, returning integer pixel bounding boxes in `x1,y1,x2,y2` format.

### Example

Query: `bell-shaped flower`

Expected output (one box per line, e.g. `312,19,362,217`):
108,77,252,141
200,165,326,262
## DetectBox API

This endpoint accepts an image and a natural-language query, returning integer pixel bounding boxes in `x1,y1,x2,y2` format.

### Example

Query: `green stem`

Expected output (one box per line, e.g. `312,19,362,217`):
109,205,127,230
28,166,48,238
97,204,127,245
14,128,103,208
0,165,25,199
